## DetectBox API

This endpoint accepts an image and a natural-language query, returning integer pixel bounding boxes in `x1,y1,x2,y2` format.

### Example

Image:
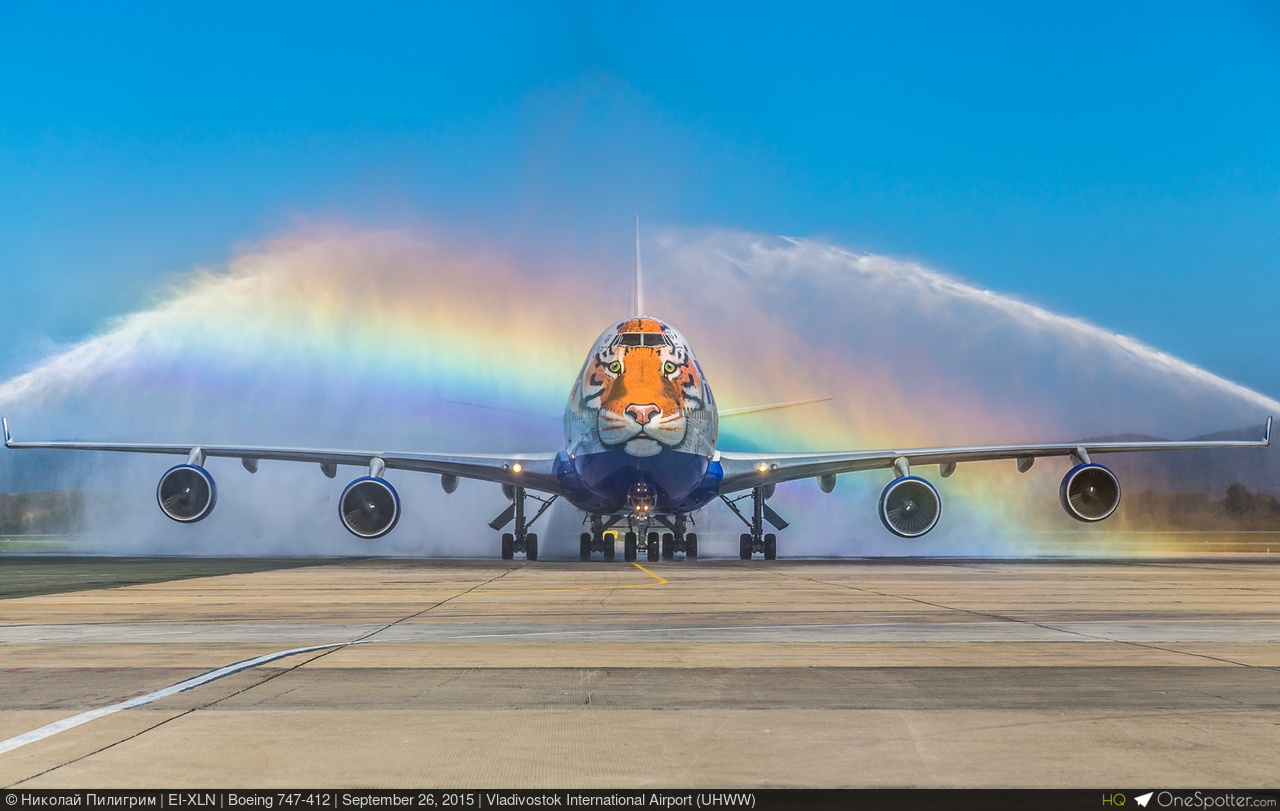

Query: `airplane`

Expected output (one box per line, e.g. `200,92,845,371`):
2,219,1272,561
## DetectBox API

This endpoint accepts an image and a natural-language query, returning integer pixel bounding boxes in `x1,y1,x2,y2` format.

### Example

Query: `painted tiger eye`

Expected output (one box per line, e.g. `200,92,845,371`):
664,361,676,374
608,361,622,374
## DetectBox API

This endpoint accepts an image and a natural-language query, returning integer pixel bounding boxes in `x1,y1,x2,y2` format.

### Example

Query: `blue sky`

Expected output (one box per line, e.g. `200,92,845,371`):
2,0,1278,396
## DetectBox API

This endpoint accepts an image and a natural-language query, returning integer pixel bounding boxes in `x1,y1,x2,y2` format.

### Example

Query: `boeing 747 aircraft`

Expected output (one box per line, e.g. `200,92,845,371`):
3,222,1272,561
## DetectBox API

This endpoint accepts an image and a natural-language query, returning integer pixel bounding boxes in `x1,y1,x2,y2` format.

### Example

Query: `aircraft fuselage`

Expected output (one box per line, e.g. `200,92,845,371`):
556,317,721,517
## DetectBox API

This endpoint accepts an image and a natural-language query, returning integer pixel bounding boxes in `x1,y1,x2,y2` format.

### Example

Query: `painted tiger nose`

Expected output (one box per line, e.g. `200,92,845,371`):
626,403,660,425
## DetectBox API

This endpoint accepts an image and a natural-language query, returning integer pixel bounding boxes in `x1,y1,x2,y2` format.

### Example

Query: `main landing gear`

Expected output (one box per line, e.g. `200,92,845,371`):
721,486,789,560
578,513,698,562
489,486,557,561
654,513,698,561
490,487,703,563
580,514,623,561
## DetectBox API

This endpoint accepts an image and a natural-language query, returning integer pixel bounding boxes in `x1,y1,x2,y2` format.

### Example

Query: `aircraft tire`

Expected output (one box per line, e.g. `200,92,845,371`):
624,532,637,562
764,533,777,560
580,533,592,561
686,533,698,560
661,533,674,560
739,534,752,560
526,533,538,561
501,533,514,560
603,534,615,562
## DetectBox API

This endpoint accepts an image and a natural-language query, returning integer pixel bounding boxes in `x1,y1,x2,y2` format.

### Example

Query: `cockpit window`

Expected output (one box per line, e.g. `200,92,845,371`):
616,333,668,348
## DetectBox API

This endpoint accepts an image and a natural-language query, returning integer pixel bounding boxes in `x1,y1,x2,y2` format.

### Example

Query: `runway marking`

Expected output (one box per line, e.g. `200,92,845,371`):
484,561,668,594
10,562,669,604
415,561,668,598
6,610,1268,758
0,617,913,757
0,565,673,759
2,565,528,782
630,562,667,583
0,641,362,756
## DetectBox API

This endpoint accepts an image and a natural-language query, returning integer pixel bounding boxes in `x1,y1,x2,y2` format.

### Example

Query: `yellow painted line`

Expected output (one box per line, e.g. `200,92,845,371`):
630,562,668,584
478,561,670,595
11,563,669,604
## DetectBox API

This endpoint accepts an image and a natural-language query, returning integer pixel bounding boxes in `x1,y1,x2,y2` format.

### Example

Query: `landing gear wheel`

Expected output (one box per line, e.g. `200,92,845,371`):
603,533,615,562
739,533,753,560
624,532,637,562
764,533,777,560
526,533,538,561
580,532,592,561
661,533,674,560
647,532,659,563
501,533,514,560
686,533,698,561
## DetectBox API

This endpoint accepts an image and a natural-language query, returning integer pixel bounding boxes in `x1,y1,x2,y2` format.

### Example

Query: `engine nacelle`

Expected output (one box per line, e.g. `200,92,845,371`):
1059,463,1121,522
157,464,217,523
878,476,942,538
339,477,401,538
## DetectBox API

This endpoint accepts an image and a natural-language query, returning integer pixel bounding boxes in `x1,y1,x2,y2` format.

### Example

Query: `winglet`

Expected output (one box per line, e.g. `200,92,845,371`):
2,417,11,447
1264,416,1272,446
630,215,644,317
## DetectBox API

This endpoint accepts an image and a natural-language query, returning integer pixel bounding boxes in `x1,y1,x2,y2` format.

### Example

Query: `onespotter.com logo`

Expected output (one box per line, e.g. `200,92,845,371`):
1108,791,1278,808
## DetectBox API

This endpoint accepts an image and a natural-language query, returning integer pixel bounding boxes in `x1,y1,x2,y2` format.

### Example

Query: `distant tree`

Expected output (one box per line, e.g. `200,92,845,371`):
1224,483,1253,516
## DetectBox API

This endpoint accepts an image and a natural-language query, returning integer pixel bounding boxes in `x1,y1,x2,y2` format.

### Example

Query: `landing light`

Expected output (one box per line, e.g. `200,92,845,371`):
512,462,523,474
757,463,769,473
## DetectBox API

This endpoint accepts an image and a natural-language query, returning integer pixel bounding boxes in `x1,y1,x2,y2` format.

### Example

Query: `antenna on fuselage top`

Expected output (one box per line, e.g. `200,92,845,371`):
630,215,644,317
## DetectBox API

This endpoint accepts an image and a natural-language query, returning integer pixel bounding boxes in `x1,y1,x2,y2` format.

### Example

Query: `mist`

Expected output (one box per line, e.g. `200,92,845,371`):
1,224,1274,558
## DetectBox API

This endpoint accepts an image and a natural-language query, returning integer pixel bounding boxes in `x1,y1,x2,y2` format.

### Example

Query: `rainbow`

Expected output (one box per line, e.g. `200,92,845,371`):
0,224,1272,556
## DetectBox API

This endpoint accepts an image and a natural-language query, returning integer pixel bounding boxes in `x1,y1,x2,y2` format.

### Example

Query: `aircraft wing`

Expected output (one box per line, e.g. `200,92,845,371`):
1,418,563,493
715,417,1272,494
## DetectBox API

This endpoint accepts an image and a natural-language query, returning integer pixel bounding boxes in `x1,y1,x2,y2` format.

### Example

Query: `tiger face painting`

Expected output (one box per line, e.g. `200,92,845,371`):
566,318,716,458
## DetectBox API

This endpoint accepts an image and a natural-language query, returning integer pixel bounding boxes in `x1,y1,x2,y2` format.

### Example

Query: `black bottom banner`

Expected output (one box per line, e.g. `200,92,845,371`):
3,790,1279,811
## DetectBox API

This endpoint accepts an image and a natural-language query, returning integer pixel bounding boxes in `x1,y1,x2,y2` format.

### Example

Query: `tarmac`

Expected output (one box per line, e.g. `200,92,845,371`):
1,555,1278,787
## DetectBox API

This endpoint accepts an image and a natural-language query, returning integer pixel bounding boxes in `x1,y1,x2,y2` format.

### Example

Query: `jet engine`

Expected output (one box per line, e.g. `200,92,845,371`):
879,476,942,538
157,464,217,523
1059,463,1121,522
339,476,401,538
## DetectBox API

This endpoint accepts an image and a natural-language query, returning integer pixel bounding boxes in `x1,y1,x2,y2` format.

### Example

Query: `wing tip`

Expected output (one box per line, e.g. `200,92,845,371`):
2,417,10,447
1265,416,1272,446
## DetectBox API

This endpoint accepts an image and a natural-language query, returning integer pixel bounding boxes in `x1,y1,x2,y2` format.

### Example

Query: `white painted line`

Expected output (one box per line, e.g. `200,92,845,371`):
0,615,1140,758
0,641,354,756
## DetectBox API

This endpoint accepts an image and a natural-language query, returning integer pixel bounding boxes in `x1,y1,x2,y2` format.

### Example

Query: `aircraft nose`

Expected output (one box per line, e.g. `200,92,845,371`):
626,403,661,425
